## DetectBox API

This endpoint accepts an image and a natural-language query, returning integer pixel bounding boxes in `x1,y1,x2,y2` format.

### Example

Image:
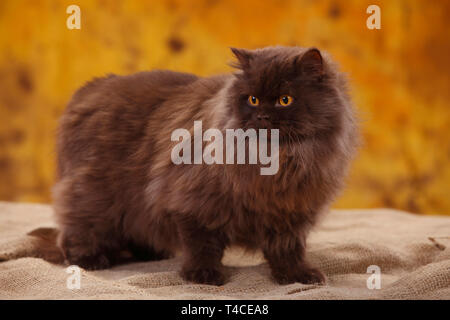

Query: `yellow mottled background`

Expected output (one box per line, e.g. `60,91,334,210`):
0,0,449,214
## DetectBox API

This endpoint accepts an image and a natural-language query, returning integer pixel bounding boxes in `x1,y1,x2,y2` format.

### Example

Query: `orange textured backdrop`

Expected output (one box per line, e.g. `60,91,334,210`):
0,0,449,214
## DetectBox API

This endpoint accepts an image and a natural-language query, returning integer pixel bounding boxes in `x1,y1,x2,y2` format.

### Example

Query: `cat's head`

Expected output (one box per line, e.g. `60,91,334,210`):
227,46,345,143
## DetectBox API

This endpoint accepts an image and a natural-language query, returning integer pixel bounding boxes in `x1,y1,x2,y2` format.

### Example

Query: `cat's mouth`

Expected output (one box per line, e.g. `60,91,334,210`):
238,120,311,146
241,119,276,131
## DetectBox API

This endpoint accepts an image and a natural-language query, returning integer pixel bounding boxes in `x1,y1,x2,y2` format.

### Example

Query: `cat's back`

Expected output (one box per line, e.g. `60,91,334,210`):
57,70,199,177
66,70,198,113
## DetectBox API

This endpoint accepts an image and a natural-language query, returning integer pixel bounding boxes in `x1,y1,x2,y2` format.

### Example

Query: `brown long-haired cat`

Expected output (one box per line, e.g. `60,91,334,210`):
53,46,358,285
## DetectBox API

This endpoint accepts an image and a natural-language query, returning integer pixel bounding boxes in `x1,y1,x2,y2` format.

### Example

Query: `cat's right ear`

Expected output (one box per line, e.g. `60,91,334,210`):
294,48,324,79
230,47,253,70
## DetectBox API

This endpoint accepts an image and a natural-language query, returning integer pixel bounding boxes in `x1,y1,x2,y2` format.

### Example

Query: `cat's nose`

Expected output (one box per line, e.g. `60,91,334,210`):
256,113,270,120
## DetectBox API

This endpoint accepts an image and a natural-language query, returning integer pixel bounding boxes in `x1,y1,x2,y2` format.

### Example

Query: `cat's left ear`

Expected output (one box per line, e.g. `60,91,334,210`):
230,47,254,70
294,48,324,79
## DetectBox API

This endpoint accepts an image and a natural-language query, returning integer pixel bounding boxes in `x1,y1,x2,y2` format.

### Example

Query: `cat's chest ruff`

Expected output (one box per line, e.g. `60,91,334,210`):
228,168,303,213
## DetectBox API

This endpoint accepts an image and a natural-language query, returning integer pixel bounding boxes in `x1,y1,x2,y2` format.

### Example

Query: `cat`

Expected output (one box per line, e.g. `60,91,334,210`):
53,46,359,285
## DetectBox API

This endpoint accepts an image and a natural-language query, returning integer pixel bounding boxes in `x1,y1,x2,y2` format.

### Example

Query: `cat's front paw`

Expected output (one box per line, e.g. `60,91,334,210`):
181,267,225,286
65,253,111,270
272,265,325,285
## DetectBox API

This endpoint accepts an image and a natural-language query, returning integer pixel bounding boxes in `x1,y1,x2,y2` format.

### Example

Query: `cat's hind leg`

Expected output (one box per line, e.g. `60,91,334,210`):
57,224,118,270
53,175,123,270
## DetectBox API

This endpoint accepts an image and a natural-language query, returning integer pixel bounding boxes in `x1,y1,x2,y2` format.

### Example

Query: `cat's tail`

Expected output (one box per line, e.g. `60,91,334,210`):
27,227,65,264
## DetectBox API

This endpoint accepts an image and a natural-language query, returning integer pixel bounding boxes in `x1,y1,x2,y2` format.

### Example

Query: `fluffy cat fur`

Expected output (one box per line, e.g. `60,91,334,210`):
53,46,358,285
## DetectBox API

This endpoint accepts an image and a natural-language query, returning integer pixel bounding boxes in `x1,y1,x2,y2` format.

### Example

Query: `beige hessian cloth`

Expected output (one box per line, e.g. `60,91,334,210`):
0,201,449,300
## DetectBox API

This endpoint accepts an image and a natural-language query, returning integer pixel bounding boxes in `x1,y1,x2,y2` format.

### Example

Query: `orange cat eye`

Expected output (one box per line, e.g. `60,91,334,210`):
248,95,259,107
278,95,293,106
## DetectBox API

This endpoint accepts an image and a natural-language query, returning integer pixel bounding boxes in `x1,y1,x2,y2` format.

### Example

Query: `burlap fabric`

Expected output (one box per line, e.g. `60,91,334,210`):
0,202,449,299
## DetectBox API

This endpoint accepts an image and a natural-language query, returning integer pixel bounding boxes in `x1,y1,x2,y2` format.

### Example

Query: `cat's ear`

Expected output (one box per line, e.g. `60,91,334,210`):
294,48,324,79
230,47,253,70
